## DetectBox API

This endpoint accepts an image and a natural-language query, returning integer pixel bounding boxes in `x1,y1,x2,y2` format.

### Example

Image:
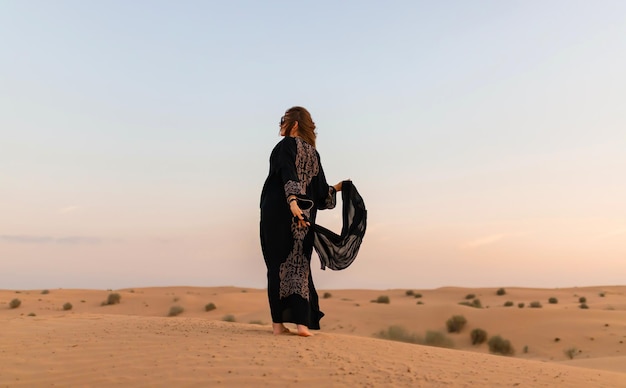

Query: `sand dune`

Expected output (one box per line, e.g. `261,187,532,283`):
1,286,625,387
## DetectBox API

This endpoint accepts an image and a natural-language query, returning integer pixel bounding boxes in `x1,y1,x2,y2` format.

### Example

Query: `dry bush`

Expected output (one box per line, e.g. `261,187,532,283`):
323,292,332,299
496,288,506,296
518,302,525,308
488,335,514,356
9,299,21,309
405,290,414,296
41,290,50,295
579,303,589,309
465,293,476,300
376,325,419,344
371,295,390,304
205,302,216,311
564,347,579,359
421,331,454,348
548,297,558,304
579,296,587,303
63,302,72,311
106,293,121,305
529,301,542,308
222,314,236,322
168,305,184,316
446,315,467,333
470,328,488,345
503,301,514,307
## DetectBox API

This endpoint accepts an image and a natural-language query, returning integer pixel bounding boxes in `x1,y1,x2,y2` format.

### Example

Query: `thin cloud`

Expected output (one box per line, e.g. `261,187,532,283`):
0,235,101,245
58,206,80,214
591,228,626,242
462,234,507,249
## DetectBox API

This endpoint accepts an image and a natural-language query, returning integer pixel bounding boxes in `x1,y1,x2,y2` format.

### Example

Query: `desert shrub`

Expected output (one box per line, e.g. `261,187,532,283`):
496,288,506,296
458,299,482,308
523,345,529,353
488,335,514,356
548,297,558,304
564,347,579,359
465,293,476,300
41,289,50,295
9,299,21,309
168,305,184,316
446,315,467,333
554,337,560,342
376,325,419,344
414,293,422,298
222,314,236,322
172,297,180,302
578,296,587,303
249,320,264,325
529,301,542,308
372,295,390,304
323,292,332,299
106,293,121,305
421,330,454,348
579,303,589,309
416,301,424,305
405,290,414,296
28,312,36,317
205,302,216,311
470,328,488,345
503,301,514,307
63,302,73,311
518,302,525,308
599,292,605,297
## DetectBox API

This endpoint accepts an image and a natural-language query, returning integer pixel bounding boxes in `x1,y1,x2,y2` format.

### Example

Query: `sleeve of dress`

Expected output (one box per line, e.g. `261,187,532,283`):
315,154,337,210
278,137,314,210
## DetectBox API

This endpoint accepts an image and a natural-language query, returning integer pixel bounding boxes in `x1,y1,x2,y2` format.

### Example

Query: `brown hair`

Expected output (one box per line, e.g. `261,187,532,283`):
284,106,317,148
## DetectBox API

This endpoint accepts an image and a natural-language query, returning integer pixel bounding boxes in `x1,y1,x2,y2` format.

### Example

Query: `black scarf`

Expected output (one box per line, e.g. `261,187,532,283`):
313,180,367,270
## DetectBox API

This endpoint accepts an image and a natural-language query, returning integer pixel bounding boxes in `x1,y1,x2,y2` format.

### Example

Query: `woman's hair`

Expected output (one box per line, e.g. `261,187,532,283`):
285,106,316,148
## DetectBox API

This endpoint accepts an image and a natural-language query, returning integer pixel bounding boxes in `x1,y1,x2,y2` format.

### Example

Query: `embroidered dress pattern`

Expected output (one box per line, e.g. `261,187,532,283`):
279,138,319,300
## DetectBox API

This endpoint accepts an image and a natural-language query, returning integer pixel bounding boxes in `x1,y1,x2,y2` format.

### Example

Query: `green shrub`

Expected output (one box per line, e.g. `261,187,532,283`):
548,297,558,304
579,303,589,309
470,328,488,345
465,293,476,300
579,296,587,303
41,289,50,295
323,292,332,299
63,302,72,311
503,301,514,307
496,288,506,296
222,314,236,322
106,293,121,305
372,295,390,304
518,302,525,308
205,302,216,311
168,305,184,316
421,331,454,348
376,325,419,344
488,335,514,356
405,290,414,296
446,315,467,333
9,298,21,309
529,301,542,308
414,293,423,299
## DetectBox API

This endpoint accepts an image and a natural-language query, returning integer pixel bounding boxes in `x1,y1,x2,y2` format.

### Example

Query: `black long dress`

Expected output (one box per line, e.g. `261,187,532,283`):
260,136,336,329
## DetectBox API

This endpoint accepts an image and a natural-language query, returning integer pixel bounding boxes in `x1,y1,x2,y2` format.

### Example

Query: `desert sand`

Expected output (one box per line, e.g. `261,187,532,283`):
1,286,625,387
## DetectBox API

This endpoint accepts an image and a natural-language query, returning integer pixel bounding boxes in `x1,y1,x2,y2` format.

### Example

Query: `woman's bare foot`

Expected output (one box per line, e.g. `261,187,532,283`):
272,323,290,335
297,324,313,337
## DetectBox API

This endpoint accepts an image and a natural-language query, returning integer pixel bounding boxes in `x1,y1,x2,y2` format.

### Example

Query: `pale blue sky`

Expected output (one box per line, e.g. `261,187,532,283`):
2,1,625,290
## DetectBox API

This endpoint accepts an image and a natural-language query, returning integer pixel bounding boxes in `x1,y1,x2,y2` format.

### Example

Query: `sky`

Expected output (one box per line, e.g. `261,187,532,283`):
1,1,625,291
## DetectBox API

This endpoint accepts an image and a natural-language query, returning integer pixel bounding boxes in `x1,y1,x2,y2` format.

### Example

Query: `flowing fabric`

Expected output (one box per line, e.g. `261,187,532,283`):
313,180,367,270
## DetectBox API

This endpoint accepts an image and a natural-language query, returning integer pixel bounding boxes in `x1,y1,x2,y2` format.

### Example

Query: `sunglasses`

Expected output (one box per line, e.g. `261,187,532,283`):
280,116,286,126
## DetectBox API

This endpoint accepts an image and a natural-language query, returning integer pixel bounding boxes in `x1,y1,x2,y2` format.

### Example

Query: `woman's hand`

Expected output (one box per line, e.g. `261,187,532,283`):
289,199,310,228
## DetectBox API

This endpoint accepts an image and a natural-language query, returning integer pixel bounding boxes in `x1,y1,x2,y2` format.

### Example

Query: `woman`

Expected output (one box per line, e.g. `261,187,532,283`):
260,106,343,337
